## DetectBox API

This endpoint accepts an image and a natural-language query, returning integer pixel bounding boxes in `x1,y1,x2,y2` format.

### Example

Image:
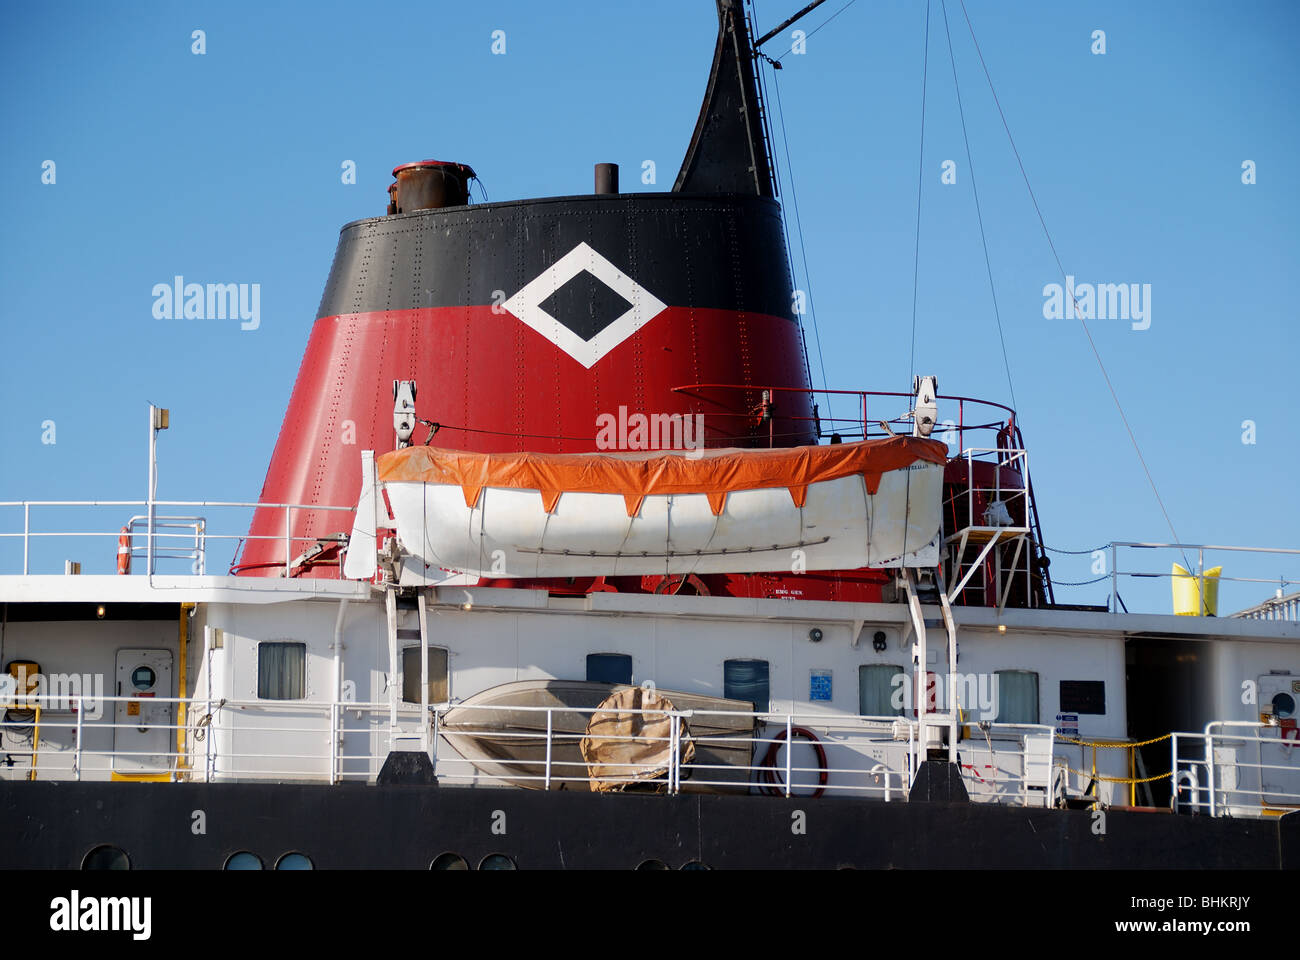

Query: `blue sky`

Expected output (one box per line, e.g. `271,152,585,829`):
1,0,1296,611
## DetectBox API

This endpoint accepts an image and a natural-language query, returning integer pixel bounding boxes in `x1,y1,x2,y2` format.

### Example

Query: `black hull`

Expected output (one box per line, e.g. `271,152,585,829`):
3,781,1294,870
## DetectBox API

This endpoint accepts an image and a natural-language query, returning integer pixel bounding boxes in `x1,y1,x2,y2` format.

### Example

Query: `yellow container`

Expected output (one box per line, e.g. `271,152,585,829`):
1172,563,1221,616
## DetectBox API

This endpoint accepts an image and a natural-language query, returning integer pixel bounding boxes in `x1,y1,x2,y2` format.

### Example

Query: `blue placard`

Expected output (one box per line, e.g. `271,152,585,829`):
810,670,832,702
1055,713,1079,737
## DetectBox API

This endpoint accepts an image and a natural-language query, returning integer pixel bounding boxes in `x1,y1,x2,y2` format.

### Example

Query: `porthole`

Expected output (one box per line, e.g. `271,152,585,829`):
274,852,313,870
478,853,516,871
635,859,670,871
81,844,130,870
1273,693,1296,720
679,860,711,871
223,851,264,870
430,852,469,870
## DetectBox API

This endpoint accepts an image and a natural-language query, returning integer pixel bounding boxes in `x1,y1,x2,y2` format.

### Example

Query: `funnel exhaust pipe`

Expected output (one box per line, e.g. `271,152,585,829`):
594,163,619,195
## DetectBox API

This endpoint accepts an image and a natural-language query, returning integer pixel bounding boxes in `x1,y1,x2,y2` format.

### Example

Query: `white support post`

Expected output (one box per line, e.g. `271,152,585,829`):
937,569,959,763
147,406,157,576
903,569,927,745
283,507,292,575
384,590,399,736
331,599,348,784
417,591,430,759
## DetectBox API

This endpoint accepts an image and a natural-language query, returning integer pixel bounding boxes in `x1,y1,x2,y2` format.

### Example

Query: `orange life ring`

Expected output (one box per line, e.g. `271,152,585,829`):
116,526,131,575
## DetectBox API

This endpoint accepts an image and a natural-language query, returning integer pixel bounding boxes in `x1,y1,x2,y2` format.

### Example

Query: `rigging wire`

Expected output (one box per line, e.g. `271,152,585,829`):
767,63,834,426
955,0,1191,571
939,0,1017,415
751,0,820,424
773,0,859,62
908,0,932,393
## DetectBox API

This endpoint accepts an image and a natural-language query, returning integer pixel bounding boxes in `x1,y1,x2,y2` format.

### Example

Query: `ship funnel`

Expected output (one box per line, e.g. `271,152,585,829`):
390,160,475,213
236,2,813,580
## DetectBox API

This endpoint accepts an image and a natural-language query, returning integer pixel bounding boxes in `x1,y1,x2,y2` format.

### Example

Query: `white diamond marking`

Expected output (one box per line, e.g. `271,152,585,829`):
502,241,668,368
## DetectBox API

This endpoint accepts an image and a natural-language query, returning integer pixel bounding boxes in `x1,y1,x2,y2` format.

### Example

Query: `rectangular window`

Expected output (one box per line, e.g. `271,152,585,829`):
858,664,905,717
1059,680,1106,714
724,659,770,712
586,653,633,685
402,647,449,704
258,642,305,700
996,670,1039,724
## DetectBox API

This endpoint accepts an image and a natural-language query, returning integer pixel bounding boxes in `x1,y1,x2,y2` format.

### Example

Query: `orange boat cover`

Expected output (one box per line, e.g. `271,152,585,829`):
377,436,948,517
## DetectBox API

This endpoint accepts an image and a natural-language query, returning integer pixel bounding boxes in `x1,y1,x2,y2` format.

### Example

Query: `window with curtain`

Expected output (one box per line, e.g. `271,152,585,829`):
586,653,633,685
402,646,449,704
858,664,906,717
724,659,769,712
995,670,1039,724
257,642,305,700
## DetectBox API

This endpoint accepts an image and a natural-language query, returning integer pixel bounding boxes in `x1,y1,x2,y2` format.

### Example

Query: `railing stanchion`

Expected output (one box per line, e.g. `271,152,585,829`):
668,714,678,795
329,700,338,783
785,715,793,798
1110,543,1118,613
1206,731,1217,818
205,696,214,783
1170,734,1178,813
74,696,83,781
544,708,553,791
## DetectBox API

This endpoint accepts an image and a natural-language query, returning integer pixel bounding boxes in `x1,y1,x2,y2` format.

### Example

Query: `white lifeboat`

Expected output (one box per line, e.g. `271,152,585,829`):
345,436,948,581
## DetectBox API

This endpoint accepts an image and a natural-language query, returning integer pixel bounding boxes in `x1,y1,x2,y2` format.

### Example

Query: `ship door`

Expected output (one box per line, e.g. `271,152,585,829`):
113,649,174,774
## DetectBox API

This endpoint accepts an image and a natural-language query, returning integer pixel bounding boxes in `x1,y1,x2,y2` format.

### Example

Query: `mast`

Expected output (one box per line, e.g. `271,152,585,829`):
673,0,776,195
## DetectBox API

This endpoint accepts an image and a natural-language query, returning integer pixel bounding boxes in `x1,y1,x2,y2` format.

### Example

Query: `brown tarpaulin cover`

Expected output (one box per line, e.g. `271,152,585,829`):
377,435,947,516
580,687,696,793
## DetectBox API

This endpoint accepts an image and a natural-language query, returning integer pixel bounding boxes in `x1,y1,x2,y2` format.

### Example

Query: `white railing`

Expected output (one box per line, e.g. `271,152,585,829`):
1106,542,1300,617
431,701,919,799
954,722,1065,807
0,500,355,576
1234,590,1300,623
0,692,1115,810
0,694,402,783
1171,721,1300,817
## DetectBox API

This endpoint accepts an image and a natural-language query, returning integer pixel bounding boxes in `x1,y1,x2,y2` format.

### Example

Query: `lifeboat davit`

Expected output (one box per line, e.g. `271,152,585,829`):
346,436,948,582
